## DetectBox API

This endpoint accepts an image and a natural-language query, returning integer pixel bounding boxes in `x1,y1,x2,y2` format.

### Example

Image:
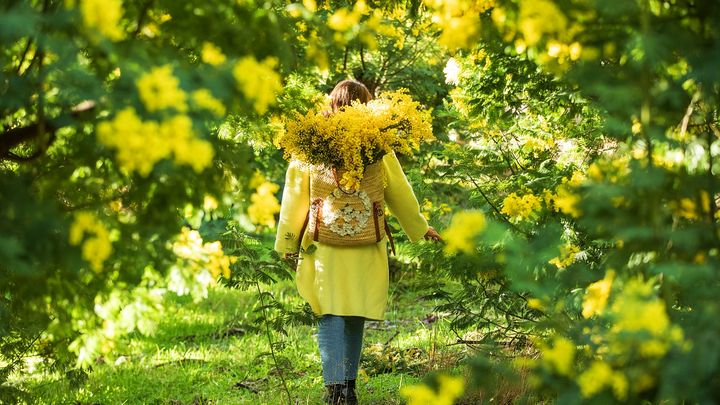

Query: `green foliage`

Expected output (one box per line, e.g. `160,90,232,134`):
413,0,720,403
4,0,720,403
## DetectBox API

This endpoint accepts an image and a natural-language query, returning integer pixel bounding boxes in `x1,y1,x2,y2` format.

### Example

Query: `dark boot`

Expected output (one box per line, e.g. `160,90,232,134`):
324,383,345,404
343,379,358,405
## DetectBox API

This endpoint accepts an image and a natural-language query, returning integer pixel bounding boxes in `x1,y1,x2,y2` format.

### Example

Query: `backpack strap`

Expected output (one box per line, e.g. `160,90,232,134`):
312,198,323,242
372,201,382,242
297,213,309,251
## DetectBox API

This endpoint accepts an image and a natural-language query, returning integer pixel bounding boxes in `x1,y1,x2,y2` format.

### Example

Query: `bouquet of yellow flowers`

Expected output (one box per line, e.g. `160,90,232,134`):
276,90,434,190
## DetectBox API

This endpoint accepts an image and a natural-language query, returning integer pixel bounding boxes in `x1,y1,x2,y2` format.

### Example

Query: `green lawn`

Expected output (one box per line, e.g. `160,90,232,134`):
16,267,478,404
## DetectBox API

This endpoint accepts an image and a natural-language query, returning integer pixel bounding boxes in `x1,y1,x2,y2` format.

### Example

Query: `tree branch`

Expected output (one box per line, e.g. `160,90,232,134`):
0,101,96,161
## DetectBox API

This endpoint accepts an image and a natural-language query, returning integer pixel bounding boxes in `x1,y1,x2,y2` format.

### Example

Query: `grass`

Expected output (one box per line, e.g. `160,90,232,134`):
12,265,481,404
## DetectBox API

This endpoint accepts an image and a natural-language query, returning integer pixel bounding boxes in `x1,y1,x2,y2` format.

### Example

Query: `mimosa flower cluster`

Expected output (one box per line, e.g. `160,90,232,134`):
69,212,113,272
172,227,236,280
529,275,687,402
400,374,465,405
423,0,494,49
76,0,125,41
97,108,214,176
277,90,433,190
247,181,281,228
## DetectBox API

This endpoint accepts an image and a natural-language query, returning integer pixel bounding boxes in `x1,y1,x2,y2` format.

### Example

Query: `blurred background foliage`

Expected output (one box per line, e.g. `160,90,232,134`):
1,0,719,403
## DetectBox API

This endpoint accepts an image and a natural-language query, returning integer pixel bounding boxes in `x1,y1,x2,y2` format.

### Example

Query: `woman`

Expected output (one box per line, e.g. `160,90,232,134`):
274,79,441,404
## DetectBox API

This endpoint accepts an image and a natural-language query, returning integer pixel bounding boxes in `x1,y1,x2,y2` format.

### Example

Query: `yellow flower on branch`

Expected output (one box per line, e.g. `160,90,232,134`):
172,138,215,173
233,56,283,114
97,108,214,175
423,0,492,49
201,42,226,66
136,65,188,112
607,278,686,358
582,270,615,318
248,181,281,228
79,0,124,41
173,227,236,280
400,374,465,405
541,336,575,376
191,89,227,117
577,361,615,398
69,212,113,272
500,192,542,222
549,243,580,269
551,186,581,218
441,210,486,254
518,0,567,46
328,8,361,32
97,108,169,176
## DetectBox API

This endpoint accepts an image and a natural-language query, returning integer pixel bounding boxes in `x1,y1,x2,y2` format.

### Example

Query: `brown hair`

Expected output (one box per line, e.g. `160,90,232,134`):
329,79,372,112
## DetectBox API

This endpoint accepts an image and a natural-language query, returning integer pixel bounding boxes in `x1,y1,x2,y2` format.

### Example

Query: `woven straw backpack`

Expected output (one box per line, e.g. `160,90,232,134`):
301,161,395,252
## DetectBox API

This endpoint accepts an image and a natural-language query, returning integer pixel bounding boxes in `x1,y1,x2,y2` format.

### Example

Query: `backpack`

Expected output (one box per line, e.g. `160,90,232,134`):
302,161,395,253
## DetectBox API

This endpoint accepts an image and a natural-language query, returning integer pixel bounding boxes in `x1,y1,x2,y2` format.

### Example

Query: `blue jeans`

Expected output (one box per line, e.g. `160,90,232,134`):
317,315,365,385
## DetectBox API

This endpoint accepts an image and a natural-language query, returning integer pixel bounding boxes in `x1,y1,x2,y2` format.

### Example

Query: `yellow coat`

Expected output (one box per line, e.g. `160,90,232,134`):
274,153,429,320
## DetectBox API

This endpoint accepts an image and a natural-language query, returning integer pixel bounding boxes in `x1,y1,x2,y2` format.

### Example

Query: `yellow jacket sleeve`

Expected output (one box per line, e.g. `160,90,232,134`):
274,161,310,254
382,153,429,243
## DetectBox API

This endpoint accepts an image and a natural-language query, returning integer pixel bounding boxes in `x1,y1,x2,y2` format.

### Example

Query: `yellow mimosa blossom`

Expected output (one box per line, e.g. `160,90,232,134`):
400,374,465,405
521,135,555,155
518,0,567,46
569,42,582,60
586,156,630,183
421,198,434,220
159,115,215,172
303,0,317,12
191,89,227,117
587,162,603,180
577,361,614,397
700,190,711,212
249,170,268,189
423,0,492,49
500,192,542,222
248,181,281,228
173,227,236,280
80,0,124,40
136,65,188,112
675,198,698,220
69,212,113,272
582,270,615,318
566,170,586,187
607,278,686,358
201,42,227,66
97,108,169,176
577,279,686,399
278,90,433,190
613,294,668,336
328,8,361,31
542,336,575,376
173,138,215,173
544,40,583,64
203,195,219,211
577,361,629,400
97,108,214,175
233,56,283,114
527,298,545,311
400,384,436,405
611,372,629,400
549,243,580,269
441,210,486,254
551,186,581,217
